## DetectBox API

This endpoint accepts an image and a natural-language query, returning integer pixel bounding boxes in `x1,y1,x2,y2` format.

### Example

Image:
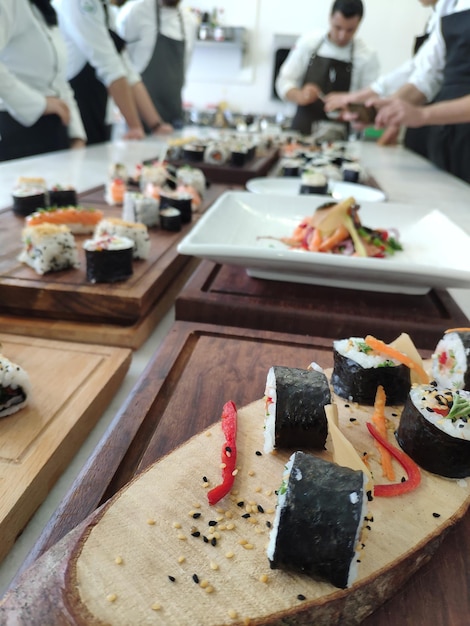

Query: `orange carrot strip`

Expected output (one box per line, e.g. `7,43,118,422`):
371,385,395,481
444,327,470,334
308,227,323,251
318,223,349,252
364,335,429,384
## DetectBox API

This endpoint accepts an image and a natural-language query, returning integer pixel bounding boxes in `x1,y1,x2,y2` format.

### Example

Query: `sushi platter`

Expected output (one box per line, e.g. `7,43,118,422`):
0,333,131,565
1,322,468,625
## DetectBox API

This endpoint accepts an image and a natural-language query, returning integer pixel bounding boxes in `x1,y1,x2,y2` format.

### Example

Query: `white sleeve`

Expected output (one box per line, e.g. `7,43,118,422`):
60,0,128,87
182,10,198,74
116,0,155,74
0,0,46,125
352,46,380,91
275,33,321,100
407,26,445,101
60,77,87,141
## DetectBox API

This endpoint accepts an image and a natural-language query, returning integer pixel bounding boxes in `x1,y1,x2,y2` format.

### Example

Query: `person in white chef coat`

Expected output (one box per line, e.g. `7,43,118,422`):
53,0,173,145
0,0,86,161
116,0,198,129
275,0,379,137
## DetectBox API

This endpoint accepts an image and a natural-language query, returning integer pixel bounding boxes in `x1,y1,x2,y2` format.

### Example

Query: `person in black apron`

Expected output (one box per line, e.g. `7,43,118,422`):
286,0,365,135
140,0,186,129
0,0,71,161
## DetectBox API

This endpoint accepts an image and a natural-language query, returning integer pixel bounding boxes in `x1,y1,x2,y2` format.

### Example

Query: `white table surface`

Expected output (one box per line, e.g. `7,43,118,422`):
0,135,469,596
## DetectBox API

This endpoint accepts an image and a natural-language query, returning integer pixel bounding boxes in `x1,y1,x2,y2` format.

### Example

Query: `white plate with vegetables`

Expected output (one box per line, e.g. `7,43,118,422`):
177,191,470,295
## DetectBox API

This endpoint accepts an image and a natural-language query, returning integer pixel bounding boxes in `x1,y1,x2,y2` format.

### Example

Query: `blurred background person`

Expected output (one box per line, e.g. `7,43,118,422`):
275,0,379,137
53,0,172,145
324,0,442,145
0,0,86,162
116,0,198,129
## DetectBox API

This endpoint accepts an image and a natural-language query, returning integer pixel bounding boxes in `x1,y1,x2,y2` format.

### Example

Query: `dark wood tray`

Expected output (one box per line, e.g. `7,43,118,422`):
0,184,232,326
168,147,280,185
175,261,469,349
2,322,467,626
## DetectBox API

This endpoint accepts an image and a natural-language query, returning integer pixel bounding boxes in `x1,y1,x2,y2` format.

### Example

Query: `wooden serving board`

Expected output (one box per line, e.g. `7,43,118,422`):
175,261,470,349
168,147,280,185
0,183,230,326
0,333,131,564
1,323,468,625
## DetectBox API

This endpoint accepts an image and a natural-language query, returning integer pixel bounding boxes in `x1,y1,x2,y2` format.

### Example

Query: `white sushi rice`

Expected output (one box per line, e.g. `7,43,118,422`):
0,354,32,417
334,337,401,368
263,367,277,453
176,166,206,196
122,191,159,227
409,385,470,440
266,454,295,561
18,224,79,275
432,332,469,390
94,218,150,260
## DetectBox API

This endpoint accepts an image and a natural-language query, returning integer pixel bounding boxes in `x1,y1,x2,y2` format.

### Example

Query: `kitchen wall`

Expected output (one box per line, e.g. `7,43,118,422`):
182,0,434,117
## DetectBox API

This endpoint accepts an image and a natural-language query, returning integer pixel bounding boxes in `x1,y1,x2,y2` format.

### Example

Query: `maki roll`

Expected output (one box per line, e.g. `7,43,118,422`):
267,451,368,589
18,224,79,275
159,190,192,224
48,184,78,207
83,235,134,283
299,169,329,195
0,353,32,418
432,330,470,390
122,192,159,228
264,366,330,453
94,218,150,260
331,337,411,405
396,384,470,478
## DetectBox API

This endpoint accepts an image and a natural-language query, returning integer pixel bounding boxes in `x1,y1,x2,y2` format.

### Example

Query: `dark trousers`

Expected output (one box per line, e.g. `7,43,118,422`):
0,112,69,162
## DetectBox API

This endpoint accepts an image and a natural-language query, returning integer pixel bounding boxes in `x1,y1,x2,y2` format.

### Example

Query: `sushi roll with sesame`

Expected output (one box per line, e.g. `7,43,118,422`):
264,366,331,453
26,206,103,234
431,330,470,390
94,218,150,260
331,337,411,406
0,353,32,418
83,235,134,283
396,384,470,478
18,224,79,275
122,192,159,228
267,451,368,589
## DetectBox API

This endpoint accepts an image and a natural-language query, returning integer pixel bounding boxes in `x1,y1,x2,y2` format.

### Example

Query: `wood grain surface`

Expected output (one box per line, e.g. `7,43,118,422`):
0,333,131,564
175,262,470,350
1,322,468,625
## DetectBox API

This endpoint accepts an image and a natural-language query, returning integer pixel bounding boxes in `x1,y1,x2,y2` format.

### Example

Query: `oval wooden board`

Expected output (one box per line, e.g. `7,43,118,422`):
65,375,469,626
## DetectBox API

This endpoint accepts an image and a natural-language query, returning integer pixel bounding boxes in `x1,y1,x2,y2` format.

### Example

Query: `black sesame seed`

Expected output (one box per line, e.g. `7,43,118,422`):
401,476,406,483
192,574,199,584
237,501,245,507
211,537,217,546
432,512,441,518
203,536,209,543
266,521,272,528
225,446,232,453
202,476,208,482
168,575,176,582
349,417,357,422
297,594,306,601
191,531,201,538
257,504,265,514
192,512,201,519
242,513,251,519
367,490,373,502
344,403,350,408
255,450,262,456
208,520,217,526
391,412,398,417
366,525,371,531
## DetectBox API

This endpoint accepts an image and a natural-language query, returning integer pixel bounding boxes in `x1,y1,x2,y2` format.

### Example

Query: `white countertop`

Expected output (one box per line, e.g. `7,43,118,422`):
1,136,469,596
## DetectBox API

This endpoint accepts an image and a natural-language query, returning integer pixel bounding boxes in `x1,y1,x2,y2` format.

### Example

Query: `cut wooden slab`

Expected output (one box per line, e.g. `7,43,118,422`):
0,333,131,564
1,323,467,625
49,385,470,624
0,183,230,325
175,262,470,349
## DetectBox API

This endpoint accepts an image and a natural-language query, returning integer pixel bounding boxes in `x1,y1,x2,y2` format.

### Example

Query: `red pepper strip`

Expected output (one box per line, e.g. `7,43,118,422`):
207,401,238,506
366,422,421,497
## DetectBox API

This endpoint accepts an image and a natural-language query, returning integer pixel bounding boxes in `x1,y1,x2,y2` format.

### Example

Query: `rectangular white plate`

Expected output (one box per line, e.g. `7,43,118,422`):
177,191,470,294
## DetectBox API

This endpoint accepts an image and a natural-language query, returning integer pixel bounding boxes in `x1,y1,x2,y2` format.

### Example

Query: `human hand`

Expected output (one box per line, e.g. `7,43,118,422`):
44,96,70,126
376,125,400,146
323,91,354,112
298,83,323,106
123,126,145,140
70,138,86,149
373,98,426,129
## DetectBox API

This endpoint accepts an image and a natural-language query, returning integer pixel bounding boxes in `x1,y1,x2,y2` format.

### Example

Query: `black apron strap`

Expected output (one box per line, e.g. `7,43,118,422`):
0,111,68,162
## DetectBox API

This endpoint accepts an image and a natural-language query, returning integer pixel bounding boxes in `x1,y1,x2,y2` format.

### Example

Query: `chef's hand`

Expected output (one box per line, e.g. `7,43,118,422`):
323,91,354,113
70,138,86,149
44,96,70,126
123,126,146,140
297,83,324,105
376,125,400,146
374,98,426,129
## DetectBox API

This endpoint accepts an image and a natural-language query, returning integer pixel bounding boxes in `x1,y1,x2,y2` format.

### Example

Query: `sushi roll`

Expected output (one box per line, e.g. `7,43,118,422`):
203,143,229,165
159,190,192,224
267,451,368,589
299,169,329,195
48,184,78,207
122,191,159,227
83,235,134,283
396,384,470,478
331,337,411,406
94,217,150,260
264,366,330,453
0,353,32,418
159,207,181,231
341,162,362,183
281,158,303,177
12,187,48,217
176,166,206,197
18,224,79,275
431,330,470,390
26,206,103,234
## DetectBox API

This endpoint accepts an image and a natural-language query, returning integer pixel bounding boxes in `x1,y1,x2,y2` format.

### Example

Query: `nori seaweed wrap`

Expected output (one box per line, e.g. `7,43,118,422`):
431,330,470,391
331,337,411,405
396,384,470,478
264,366,331,452
267,451,368,589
